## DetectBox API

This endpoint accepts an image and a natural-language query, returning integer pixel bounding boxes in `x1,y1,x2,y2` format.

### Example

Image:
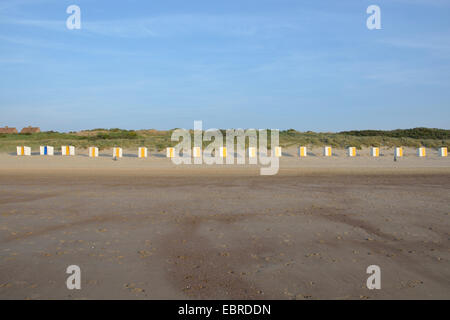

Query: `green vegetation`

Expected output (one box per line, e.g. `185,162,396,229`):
0,129,175,152
0,127,448,152
279,128,449,149
339,127,450,140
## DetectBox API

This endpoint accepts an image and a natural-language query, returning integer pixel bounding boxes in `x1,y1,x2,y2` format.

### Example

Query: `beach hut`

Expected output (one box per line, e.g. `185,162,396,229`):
395,147,403,158
16,146,31,156
347,147,356,157
298,146,307,157
166,147,175,158
219,147,227,158
113,147,123,158
323,146,332,157
248,147,256,158
61,146,75,156
370,147,380,157
138,147,147,158
439,147,448,157
40,146,54,156
417,147,426,157
89,147,99,158
193,147,201,158
274,147,282,157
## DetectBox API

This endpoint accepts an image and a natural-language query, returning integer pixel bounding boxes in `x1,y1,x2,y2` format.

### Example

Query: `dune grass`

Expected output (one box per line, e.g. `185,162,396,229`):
0,128,448,153
279,129,449,150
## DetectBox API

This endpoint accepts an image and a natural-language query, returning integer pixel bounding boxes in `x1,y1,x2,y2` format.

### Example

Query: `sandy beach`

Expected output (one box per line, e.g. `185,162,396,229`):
0,148,449,299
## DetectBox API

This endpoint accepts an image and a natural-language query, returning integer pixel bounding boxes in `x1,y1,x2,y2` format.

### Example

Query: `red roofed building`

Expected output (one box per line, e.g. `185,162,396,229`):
20,126,40,133
0,126,18,134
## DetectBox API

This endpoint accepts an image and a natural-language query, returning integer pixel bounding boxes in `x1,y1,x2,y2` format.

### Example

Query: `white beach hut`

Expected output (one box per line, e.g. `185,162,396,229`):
113,147,123,158
193,147,202,158
138,147,148,158
219,147,227,158
274,147,282,157
248,147,256,158
166,147,175,158
298,146,307,157
370,147,380,157
62,146,75,156
16,146,31,156
347,147,356,157
40,146,54,156
89,147,99,157
417,147,426,157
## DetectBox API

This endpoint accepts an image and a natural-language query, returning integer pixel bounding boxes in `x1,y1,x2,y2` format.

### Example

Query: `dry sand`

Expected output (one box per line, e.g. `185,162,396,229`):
0,148,449,299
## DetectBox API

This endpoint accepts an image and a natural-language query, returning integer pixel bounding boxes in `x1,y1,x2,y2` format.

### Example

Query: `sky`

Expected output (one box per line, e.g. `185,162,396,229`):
0,0,449,132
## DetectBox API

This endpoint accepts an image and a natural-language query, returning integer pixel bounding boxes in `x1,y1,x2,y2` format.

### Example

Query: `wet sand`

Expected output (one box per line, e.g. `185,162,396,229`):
0,150,449,299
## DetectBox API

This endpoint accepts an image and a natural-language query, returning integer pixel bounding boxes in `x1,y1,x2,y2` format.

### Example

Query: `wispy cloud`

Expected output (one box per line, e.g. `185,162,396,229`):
0,13,314,39
0,57,29,64
379,35,450,60
380,36,450,51
0,17,63,29
0,0,58,12
363,66,450,87
390,0,450,6
0,34,151,57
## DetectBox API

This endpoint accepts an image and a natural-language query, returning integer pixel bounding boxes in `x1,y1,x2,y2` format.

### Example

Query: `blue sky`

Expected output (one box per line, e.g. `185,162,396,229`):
0,0,449,132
